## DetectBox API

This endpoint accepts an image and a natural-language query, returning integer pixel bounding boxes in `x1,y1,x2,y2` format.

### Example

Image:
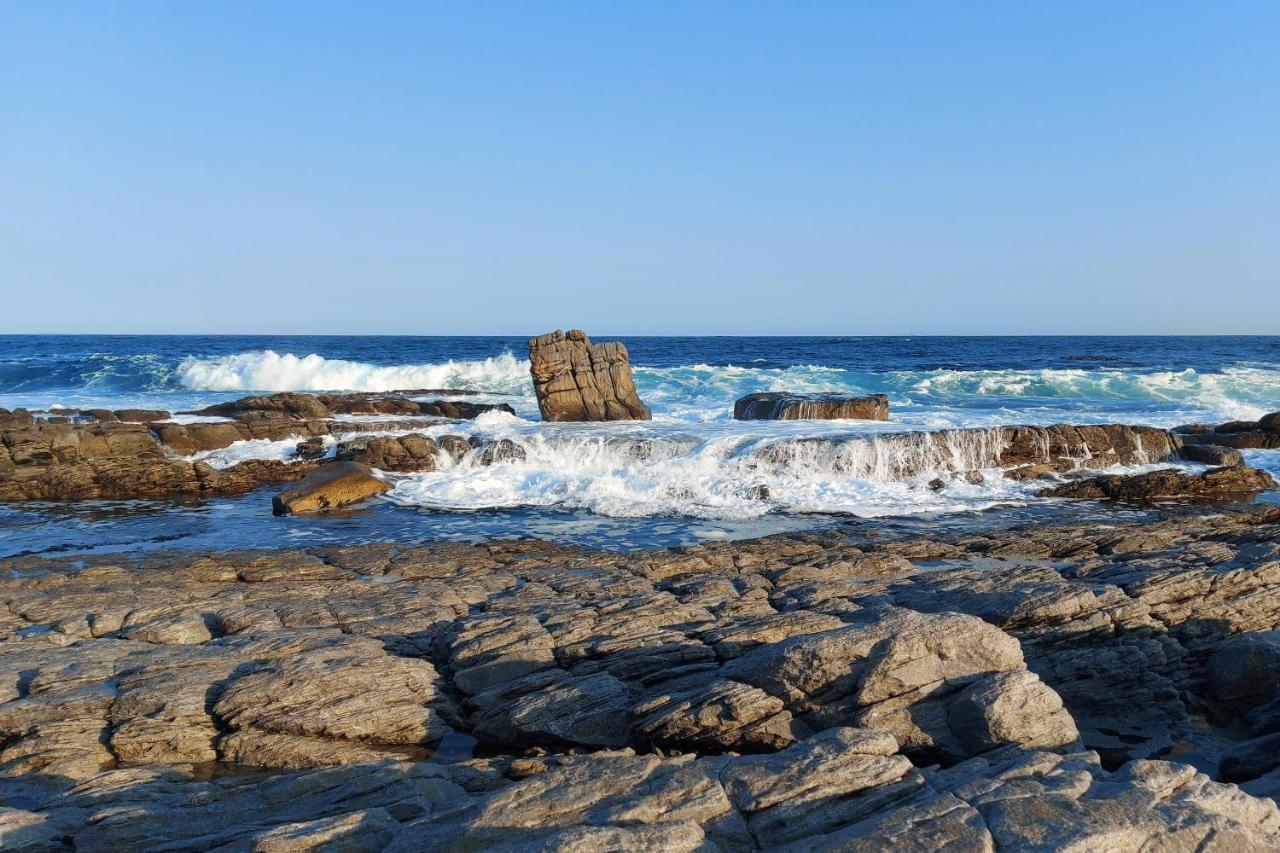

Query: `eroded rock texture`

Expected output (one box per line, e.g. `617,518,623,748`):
4,508,1280,848
528,330,651,421
0,392,511,502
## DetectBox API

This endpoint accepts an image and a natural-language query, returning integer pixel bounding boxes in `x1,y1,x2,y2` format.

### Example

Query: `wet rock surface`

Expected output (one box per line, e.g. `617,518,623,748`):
0,392,514,502
1041,464,1277,501
1178,412,1280,451
734,392,890,421
272,462,391,514
528,329,651,421
3,507,1280,847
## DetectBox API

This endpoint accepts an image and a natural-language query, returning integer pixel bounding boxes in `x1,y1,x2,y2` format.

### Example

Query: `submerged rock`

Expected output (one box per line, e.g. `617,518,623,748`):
271,461,391,514
528,329,651,421
734,392,890,421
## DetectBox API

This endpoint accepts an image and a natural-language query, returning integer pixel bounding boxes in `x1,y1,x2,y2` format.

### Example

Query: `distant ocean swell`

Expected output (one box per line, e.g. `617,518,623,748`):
2,348,1279,423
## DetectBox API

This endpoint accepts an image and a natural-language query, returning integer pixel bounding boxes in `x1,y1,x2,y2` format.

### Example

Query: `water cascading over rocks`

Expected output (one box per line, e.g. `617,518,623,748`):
734,392,890,421
750,423,1182,481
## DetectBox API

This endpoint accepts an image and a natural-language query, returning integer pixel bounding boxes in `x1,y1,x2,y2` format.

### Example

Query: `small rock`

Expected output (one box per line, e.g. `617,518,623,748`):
294,437,327,460
437,435,472,462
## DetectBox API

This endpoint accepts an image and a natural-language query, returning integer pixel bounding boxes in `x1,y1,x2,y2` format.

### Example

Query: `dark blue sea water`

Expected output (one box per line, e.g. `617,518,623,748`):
2,335,1278,556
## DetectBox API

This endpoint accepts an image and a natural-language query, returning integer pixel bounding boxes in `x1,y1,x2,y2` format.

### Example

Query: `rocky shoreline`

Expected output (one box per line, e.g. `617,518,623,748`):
3,333,1280,848
3,505,1280,848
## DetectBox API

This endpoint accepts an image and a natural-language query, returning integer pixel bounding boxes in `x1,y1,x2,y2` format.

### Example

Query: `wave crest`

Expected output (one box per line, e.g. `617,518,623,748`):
176,350,531,394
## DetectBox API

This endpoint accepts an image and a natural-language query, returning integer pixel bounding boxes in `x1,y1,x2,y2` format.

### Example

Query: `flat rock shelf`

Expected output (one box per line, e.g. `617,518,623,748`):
4,504,1280,849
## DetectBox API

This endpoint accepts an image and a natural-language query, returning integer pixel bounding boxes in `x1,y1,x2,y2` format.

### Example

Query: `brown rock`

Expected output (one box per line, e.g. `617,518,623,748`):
734,393,889,421
1261,412,1280,432
200,393,332,420
294,437,327,460
1179,444,1244,467
271,462,391,515
1039,465,1276,501
114,409,171,423
335,435,439,472
528,330,650,421
416,400,516,419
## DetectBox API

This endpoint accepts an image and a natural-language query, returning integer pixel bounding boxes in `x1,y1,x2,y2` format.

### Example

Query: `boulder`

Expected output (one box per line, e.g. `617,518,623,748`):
271,462,391,515
335,435,439,472
294,437,327,460
1179,443,1244,467
416,400,515,419
734,392,889,421
528,330,650,421
1261,412,1280,432
1040,465,1276,501
437,435,472,462
1216,420,1260,434
475,439,527,466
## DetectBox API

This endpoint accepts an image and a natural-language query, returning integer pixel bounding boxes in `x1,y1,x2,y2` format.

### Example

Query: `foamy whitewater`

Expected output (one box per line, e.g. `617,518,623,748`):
4,335,1279,531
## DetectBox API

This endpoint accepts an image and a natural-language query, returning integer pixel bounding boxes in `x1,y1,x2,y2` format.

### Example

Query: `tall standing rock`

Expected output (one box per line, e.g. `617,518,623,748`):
528,330,651,422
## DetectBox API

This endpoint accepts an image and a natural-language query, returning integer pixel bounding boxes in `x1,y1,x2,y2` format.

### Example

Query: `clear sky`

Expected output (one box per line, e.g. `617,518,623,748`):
3,2,1278,335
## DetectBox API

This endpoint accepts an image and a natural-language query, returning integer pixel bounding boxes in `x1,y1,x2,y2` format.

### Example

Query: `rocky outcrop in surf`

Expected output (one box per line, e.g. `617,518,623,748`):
1178,411,1280,450
198,391,513,421
734,392,889,421
0,410,316,501
752,422,1181,482
528,330,651,421
1040,464,1276,501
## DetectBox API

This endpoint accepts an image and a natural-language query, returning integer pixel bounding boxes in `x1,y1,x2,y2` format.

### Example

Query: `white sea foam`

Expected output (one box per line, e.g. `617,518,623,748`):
379,426,1178,520
176,350,531,394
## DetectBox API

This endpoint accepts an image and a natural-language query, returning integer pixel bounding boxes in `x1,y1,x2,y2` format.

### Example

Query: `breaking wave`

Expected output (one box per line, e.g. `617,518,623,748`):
175,350,531,394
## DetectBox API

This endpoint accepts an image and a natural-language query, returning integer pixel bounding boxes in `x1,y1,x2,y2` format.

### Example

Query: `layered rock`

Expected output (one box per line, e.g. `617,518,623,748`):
3,508,1280,848
0,410,316,501
752,422,1181,482
734,392,890,421
528,330,651,421
1040,464,1276,500
1178,411,1280,451
0,391,516,501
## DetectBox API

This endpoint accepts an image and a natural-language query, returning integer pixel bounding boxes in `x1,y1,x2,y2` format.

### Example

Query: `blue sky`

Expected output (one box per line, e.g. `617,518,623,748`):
3,2,1278,334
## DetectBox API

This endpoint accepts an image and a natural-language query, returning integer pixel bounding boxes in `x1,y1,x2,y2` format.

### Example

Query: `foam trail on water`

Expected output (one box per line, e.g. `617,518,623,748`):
176,350,531,394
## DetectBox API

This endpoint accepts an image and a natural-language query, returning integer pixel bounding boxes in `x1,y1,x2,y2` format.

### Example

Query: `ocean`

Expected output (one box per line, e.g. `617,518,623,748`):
2,334,1278,556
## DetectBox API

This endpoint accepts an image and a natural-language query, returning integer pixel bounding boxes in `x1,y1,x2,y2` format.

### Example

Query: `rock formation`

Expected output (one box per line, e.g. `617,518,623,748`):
0,393,512,502
528,330,651,421
3,507,1280,847
752,422,1181,481
1178,411,1280,450
1040,464,1276,500
735,392,890,421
